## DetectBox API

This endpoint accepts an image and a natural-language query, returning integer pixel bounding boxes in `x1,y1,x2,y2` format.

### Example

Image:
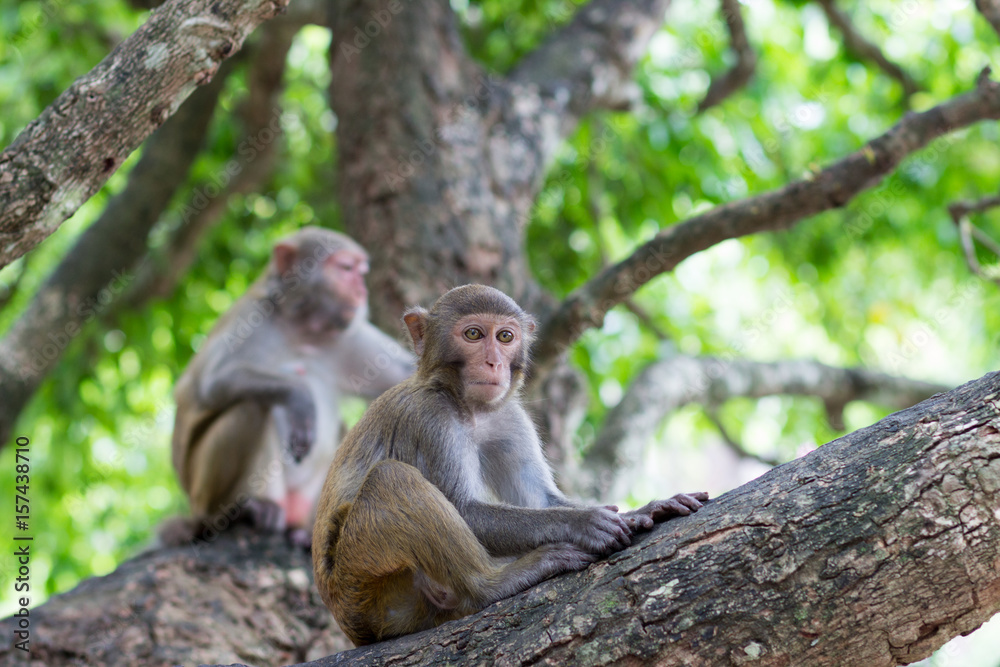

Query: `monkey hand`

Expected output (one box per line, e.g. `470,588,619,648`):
621,492,709,534
570,506,634,555
280,391,317,463
537,542,599,574
243,497,288,532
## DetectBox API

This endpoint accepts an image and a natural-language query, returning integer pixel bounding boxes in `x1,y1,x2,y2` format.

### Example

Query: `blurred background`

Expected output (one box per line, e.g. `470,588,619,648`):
1,0,999,663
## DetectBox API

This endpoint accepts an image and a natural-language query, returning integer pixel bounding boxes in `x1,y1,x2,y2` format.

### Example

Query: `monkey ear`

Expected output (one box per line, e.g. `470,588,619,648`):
273,242,297,276
403,309,429,356
525,316,537,334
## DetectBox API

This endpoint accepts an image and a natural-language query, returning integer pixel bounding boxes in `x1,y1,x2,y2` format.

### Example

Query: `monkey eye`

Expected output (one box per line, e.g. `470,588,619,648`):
497,330,514,343
464,327,484,341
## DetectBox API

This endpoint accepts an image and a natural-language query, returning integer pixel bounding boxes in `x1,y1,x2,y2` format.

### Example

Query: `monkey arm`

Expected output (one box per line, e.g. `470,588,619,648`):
458,500,632,558
197,363,316,462
196,360,311,412
337,320,416,398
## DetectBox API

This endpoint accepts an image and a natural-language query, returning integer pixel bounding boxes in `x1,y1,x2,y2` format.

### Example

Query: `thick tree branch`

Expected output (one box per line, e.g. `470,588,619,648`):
124,17,298,307
531,71,1000,375
11,369,989,665
697,0,757,113
305,370,1000,666
130,0,329,24
584,356,949,501
817,0,920,98
0,0,290,270
0,60,232,447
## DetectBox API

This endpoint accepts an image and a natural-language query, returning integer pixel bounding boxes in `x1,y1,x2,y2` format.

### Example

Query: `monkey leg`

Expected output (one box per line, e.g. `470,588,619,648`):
322,460,594,645
185,401,272,529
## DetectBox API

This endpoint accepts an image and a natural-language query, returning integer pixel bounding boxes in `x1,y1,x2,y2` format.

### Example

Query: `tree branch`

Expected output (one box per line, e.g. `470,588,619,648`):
123,16,299,307
948,193,1000,285
0,58,233,447
531,70,1000,375
11,369,990,665
817,0,920,98
0,0,290,270
704,406,783,468
697,0,757,113
130,0,328,24
507,0,669,146
585,356,949,501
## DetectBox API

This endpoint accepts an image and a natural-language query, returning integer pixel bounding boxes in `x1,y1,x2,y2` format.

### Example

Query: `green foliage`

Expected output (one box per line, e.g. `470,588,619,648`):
527,0,1000,463
1,9,999,665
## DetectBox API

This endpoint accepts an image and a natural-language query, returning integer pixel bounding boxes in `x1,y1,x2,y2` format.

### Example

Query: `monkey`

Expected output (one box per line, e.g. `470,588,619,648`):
169,226,414,546
312,284,708,645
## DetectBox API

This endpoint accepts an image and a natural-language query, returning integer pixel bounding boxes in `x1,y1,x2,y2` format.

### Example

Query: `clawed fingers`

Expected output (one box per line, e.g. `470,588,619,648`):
623,513,654,534
660,499,693,516
610,516,632,550
287,421,316,463
639,492,710,522
674,492,706,511
590,508,632,553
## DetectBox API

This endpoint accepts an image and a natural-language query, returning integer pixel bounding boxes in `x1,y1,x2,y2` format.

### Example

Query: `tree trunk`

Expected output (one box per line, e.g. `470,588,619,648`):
5,370,997,667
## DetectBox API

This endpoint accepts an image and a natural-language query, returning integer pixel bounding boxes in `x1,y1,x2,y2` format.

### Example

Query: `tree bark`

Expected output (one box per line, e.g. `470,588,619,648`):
302,370,1000,666
0,0,290,269
5,370,998,666
0,531,351,666
0,56,231,447
328,0,671,331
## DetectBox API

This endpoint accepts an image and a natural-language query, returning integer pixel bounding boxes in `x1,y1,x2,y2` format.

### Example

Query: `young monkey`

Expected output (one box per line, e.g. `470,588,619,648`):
312,285,707,645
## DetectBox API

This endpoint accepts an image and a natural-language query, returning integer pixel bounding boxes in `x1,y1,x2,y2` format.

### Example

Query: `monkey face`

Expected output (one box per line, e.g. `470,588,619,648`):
449,314,524,407
324,248,370,310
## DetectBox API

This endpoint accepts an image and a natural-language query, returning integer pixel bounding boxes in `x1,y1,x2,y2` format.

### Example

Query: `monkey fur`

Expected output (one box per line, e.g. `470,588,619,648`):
312,284,707,644
169,227,414,545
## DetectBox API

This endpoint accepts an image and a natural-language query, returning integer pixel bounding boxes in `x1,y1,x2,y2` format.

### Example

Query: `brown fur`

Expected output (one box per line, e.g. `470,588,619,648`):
167,227,413,545
312,285,707,645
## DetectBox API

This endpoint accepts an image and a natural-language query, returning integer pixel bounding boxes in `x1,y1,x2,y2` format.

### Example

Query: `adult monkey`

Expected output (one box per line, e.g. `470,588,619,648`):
170,227,414,545
312,284,707,645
